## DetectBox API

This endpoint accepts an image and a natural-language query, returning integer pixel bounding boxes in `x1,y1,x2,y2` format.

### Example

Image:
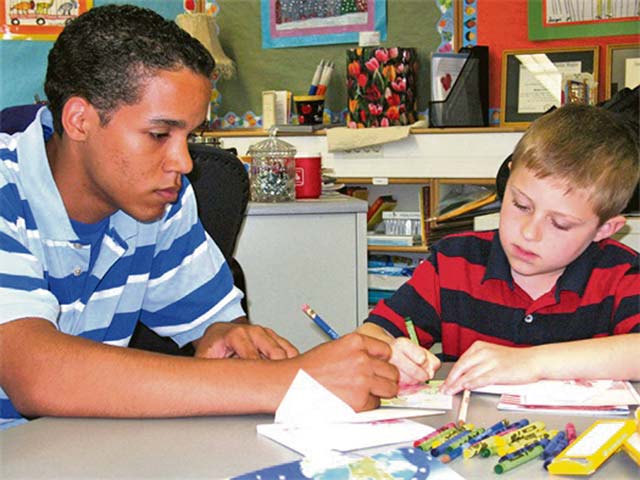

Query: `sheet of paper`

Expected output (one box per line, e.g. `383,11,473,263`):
381,380,453,410
257,419,434,455
474,379,640,407
275,369,443,425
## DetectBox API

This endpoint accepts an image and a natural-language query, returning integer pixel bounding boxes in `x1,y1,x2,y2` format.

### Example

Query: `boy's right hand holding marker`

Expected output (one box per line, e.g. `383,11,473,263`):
357,323,441,385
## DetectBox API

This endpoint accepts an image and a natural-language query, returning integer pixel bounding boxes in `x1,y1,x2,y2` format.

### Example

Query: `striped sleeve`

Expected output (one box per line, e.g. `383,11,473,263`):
366,249,443,348
138,180,245,347
0,149,60,325
610,246,640,335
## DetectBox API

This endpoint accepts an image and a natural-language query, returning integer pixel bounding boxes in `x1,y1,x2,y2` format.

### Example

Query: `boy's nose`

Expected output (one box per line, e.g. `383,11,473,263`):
521,216,543,242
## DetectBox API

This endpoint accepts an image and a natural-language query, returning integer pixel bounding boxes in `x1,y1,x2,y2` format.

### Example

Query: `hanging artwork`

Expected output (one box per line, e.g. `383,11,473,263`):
261,0,387,49
1,0,92,40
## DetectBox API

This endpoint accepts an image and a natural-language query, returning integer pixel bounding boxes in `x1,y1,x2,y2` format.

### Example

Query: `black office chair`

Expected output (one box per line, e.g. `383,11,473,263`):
129,143,250,356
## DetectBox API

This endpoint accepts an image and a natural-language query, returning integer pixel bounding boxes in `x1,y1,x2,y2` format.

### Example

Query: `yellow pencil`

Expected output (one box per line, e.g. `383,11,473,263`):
457,389,471,426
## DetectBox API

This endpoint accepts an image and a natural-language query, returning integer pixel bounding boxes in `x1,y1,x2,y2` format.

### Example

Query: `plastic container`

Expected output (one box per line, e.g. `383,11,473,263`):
247,129,296,202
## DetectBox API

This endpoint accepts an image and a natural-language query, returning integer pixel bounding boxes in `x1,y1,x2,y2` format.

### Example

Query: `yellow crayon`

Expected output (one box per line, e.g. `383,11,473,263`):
431,426,471,448
497,430,558,457
463,440,490,459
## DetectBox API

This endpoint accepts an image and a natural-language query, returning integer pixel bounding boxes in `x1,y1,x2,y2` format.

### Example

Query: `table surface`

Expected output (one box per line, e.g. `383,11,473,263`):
1,368,639,479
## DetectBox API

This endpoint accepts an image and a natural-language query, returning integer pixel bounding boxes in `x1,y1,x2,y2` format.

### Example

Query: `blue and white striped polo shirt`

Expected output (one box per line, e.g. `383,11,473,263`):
0,106,245,427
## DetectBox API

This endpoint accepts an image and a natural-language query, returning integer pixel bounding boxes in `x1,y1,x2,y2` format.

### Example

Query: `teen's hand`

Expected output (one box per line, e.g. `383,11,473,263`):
194,321,299,360
390,337,441,385
441,341,539,394
297,333,399,412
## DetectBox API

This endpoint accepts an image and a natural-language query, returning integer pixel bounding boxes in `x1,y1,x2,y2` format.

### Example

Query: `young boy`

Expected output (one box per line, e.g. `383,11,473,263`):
358,104,640,394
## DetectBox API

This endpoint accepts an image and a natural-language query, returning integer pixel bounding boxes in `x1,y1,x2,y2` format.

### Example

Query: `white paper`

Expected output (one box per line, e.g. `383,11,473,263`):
259,369,439,456
625,57,640,89
517,59,581,113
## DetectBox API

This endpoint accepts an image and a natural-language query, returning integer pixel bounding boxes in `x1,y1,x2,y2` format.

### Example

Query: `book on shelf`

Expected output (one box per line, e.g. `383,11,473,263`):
366,233,415,246
430,186,497,224
366,195,397,230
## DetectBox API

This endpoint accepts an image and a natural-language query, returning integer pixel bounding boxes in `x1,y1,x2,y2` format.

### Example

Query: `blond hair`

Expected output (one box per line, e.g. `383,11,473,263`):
511,104,639,223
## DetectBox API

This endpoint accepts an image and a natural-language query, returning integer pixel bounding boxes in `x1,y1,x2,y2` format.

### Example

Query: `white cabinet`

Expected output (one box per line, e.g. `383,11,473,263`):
234,194,368,352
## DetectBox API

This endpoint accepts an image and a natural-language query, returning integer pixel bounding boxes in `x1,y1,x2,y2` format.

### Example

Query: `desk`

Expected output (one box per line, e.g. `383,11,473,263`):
1,368,638,479
234,193,368,352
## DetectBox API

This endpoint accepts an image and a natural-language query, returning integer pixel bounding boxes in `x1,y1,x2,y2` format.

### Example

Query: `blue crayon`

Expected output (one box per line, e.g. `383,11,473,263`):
543,438,569,470
542,431,566,459
443,421,509,462
432,428,475,457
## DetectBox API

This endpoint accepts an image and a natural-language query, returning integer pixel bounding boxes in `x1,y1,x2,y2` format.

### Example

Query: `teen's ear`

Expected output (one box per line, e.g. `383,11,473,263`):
60,97,99,141
593,215,627,242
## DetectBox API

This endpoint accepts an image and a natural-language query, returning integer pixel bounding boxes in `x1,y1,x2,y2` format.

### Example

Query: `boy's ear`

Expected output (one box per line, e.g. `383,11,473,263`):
593,215,627,242
60,97,98,141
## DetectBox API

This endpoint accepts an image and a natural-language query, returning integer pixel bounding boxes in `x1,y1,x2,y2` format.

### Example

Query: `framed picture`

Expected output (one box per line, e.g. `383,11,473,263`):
1,0,92,40
500,46,598,127
261,0,387,49
605,43,640,100
528,0,640,40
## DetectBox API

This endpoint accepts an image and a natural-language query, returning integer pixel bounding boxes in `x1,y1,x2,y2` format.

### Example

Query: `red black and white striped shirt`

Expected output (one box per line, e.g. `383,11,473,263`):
365,230,639,361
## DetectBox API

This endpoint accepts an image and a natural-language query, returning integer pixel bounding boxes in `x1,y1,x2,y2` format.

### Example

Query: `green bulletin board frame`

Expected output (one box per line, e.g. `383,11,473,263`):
528,0,640,40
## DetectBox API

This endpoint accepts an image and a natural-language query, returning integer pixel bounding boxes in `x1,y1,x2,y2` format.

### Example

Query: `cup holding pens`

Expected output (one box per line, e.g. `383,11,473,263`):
293,95,325,125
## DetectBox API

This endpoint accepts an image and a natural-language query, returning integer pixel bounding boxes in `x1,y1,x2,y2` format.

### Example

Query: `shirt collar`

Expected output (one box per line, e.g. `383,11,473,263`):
482,229,600,297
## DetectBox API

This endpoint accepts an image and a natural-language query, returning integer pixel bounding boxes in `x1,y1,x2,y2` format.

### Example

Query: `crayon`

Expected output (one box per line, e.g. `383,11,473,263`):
431,427,481,457
565,422,577,443
496,429,557,457
542,431,567,460
543,437,569,470
463,419,529,459
480,422,545,457
404,316,419,345
412,422,457,448
416,425,461,451
494,444,545,474
498,437,549,463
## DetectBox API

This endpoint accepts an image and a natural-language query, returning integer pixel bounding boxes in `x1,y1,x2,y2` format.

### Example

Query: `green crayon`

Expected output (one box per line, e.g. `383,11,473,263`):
494,444,545,474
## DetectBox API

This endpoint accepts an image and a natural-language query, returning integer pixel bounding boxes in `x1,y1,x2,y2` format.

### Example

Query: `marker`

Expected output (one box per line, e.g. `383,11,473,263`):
301,304,339,340
404,316,419,345
494,443,545,474
308,59,324,95
315,61,334,96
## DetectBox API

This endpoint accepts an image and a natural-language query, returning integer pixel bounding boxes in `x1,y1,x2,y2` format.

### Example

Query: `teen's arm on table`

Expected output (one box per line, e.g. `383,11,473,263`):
0,319,399,418
442,334,640,394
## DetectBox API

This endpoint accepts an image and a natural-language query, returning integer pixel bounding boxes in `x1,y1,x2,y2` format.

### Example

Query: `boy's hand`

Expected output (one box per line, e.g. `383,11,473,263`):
297,333,399,411
390,337,441,385
441,341,539,394
194,322,299,360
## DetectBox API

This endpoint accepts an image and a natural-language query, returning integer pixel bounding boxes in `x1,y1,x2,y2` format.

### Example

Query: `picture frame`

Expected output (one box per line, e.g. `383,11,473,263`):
528,0,640,40
500,46,598,127
605,43,640,100
260,0,387,49
1,0,92,41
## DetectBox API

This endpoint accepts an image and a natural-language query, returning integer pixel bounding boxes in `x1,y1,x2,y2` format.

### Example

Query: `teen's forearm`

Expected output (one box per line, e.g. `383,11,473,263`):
0,319,296,418
531,333,640,381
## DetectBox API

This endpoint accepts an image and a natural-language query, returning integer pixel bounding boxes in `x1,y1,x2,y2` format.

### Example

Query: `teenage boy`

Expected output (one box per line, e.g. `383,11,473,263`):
357,104,639,394
0,5,398,429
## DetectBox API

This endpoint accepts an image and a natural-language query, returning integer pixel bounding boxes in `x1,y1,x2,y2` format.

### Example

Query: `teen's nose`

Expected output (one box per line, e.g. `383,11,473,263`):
165,141,193,174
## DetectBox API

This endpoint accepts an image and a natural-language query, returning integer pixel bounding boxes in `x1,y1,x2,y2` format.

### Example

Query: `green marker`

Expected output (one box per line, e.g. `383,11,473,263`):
494,444,545,474
404,316,419,345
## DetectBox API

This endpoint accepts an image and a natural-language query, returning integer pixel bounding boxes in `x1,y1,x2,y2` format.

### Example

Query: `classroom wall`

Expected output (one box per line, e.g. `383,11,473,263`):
0,0,184,109
476,0,640,108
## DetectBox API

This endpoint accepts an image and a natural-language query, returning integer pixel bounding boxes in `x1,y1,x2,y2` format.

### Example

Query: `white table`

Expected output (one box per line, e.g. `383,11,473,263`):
2,366,638,479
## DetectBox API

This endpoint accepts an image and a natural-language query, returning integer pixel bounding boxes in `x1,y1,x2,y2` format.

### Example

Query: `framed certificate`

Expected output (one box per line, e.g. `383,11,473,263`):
605,43,640,100
500,46,598,127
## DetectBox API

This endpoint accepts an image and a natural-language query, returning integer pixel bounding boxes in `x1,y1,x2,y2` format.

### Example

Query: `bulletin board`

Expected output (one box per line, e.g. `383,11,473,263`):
213,0,443,128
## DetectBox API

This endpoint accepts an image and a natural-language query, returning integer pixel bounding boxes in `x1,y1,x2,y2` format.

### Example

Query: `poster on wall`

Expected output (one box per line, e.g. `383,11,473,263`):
1,0,92,40
528,0,640,40
261,0,387,49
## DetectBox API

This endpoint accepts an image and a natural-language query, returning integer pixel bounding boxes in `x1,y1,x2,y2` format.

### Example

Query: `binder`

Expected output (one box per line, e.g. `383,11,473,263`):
429,46,489,128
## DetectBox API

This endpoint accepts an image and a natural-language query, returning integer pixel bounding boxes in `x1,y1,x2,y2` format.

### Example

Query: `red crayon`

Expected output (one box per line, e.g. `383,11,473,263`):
413,422,457,447
565,422,577,444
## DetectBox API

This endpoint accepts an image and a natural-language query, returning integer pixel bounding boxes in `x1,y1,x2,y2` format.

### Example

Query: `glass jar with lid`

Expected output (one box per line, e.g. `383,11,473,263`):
247,128,296,202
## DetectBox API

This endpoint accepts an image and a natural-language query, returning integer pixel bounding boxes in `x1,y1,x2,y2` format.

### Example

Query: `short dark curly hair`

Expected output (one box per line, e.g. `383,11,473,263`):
44,4,215,135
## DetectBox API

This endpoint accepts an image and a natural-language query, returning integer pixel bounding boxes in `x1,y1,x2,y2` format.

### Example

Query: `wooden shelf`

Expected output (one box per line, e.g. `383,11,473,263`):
367,245,429,254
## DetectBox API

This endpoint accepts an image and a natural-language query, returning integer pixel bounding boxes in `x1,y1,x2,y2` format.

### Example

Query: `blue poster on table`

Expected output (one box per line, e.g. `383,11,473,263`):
231,446,465,479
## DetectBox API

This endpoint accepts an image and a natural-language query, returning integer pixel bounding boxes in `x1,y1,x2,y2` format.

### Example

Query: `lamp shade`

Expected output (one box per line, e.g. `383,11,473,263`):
176,13,235,79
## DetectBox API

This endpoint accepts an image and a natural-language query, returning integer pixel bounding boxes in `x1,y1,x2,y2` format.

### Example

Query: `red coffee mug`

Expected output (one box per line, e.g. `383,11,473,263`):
294,154,322,199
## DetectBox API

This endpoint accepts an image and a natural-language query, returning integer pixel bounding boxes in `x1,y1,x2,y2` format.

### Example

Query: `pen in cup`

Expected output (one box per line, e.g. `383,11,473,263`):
301,304,339,340
315,61,334,96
